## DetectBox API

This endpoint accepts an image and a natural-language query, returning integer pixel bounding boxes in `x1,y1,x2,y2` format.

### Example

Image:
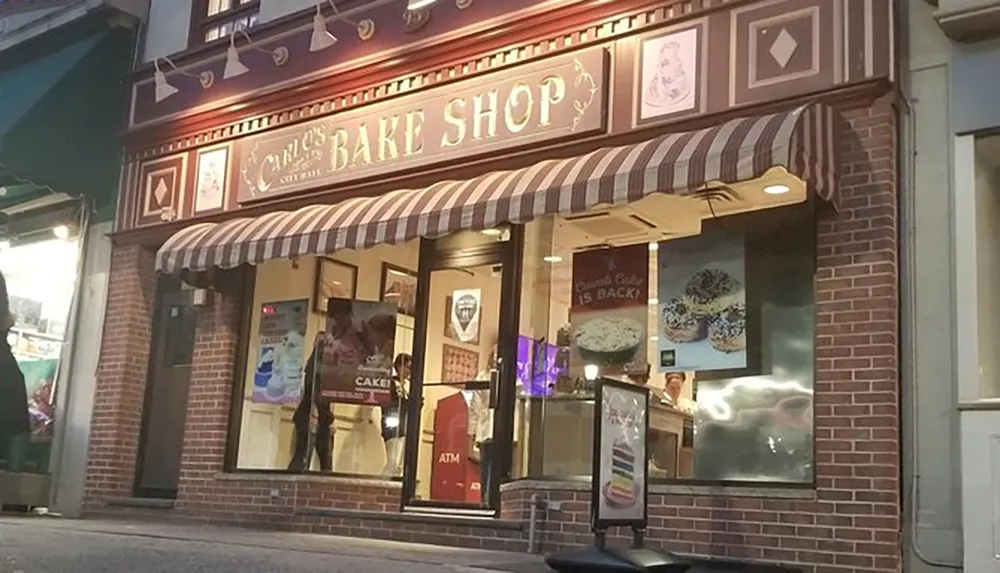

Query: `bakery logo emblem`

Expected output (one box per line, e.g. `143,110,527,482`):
450,289,482,344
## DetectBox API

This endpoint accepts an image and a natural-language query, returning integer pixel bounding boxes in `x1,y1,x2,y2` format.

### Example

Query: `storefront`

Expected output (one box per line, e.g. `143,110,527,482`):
89,0,899,570
0,4,138,514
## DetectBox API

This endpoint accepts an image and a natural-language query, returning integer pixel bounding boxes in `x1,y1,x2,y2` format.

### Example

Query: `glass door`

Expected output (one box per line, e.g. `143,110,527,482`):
402,228,522,512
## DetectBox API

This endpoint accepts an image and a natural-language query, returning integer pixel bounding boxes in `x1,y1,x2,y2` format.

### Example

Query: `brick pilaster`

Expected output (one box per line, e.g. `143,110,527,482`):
83,244,157,507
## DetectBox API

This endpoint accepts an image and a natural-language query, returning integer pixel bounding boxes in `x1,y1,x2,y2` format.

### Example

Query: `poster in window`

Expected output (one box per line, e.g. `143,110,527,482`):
251,299,308,405
380,263,418,318
656,234,746,372
314,257,358,314
449,288,482,344
569,244,649,378
444,295,480,344
317,298,397,405
593,379,649,527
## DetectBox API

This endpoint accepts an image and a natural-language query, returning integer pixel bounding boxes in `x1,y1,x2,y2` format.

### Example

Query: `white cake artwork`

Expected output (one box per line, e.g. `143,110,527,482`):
640,27,699,120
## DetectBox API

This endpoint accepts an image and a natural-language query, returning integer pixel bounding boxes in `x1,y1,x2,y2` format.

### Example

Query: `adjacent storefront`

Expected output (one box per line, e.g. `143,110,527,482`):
88,1,900,571
0,6,137,514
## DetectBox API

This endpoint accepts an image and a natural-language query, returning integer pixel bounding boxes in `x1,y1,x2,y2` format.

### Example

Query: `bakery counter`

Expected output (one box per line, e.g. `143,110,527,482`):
518,393,692,479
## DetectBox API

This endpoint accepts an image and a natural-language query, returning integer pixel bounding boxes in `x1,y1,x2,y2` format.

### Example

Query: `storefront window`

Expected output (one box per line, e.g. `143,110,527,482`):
234,241,418,477
0,236,80,475
515,199,816,485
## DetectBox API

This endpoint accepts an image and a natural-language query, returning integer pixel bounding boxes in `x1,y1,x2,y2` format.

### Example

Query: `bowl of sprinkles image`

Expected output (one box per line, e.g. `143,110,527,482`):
573,316,644,367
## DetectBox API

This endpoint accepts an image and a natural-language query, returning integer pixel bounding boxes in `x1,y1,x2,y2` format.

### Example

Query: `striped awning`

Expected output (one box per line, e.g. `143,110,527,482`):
156,102,837,274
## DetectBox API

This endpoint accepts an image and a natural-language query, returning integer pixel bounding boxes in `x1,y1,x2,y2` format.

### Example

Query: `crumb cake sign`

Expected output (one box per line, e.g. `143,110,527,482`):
657,234,747,372
570,244,649,377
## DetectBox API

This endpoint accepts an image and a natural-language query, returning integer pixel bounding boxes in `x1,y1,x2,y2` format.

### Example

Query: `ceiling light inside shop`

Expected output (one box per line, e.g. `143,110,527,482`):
584,364,599,381
481,228,503,237
648,241,659,251
648,298,658,305
764,184,790,195
542,255,563,263
407,0,437,9
52,225,69,240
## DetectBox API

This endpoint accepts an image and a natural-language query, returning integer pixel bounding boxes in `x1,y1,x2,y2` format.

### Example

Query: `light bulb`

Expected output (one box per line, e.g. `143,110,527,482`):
53,225,69,239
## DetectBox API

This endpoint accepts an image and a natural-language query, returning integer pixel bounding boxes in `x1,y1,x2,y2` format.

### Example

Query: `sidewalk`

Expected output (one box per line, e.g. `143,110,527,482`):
0,515,551,573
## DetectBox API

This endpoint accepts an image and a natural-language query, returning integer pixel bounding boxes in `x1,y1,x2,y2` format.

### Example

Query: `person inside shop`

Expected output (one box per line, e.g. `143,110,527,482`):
663,371,696,414
381,353,412,476
288,299,373,472
0,270,28,472
467,344,498,505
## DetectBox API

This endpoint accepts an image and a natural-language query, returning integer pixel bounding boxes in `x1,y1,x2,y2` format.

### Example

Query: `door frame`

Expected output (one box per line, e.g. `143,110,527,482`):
132,278,195,499
401,227,524,513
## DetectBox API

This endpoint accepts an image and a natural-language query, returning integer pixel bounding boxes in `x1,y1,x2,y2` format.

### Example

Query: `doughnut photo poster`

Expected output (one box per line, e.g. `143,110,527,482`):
656,234,746,372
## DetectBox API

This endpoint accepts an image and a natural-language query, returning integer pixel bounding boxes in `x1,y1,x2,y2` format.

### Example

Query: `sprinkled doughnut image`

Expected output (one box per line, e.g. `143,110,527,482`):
708,302,747,353
661,298,705,343
683,268,741,315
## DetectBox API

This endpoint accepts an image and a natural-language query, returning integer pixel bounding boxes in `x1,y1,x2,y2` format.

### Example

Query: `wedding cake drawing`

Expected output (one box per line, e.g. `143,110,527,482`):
645,40,692,110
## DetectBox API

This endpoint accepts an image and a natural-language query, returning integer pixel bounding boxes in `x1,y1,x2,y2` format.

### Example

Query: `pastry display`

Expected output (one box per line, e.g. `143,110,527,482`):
602,438,638,509
574,317,644,366
683,268,741,315
708,302,747,353
660,298,704,343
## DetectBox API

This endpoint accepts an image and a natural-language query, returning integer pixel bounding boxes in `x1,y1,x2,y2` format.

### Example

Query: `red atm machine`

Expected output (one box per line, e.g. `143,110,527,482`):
430,392,480,503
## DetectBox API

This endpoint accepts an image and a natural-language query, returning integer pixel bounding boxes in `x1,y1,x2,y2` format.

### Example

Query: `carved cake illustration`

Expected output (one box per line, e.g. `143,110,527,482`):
603,438,638,509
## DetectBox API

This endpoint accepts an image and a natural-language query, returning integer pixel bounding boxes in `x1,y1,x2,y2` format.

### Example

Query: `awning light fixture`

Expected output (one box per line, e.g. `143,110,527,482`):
309,0,375,52
224,29,290,80
407,0,438,9
152,0,474,104
153,57,215,103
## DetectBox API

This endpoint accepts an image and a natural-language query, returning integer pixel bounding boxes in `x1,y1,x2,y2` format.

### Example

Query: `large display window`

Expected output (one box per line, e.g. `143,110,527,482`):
0,235,80,475
229,195,817,495
514,198,816,485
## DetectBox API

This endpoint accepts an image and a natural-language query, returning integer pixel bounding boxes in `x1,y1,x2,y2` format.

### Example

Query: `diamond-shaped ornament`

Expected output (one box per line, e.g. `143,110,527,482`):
153,177,170,206
769,28,798,69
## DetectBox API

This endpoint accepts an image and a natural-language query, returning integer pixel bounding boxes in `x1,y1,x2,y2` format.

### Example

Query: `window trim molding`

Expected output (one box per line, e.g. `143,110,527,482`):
189,0,262,49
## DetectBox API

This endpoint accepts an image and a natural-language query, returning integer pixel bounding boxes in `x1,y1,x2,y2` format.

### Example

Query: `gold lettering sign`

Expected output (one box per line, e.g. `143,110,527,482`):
236,47,607,203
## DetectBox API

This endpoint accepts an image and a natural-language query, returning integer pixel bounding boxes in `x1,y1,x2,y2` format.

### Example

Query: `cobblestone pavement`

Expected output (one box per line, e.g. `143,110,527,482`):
0,517,550,573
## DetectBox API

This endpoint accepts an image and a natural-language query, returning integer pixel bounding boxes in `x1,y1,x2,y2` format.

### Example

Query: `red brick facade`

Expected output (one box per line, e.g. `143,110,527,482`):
85,95,900,572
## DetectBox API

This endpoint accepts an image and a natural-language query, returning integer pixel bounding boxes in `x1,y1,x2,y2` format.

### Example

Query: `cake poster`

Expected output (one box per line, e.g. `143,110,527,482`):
317,298,397,405
595,381,648,524
450,288,482,344
569,244,649,377
657,234,746,372
251,299,309,405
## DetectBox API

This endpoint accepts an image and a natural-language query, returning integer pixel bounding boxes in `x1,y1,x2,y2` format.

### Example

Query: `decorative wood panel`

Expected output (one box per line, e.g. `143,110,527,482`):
135,154,188,227
116,0,894,233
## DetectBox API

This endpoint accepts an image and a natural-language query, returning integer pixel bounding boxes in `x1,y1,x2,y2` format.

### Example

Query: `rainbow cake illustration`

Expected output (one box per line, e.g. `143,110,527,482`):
602,438,638,509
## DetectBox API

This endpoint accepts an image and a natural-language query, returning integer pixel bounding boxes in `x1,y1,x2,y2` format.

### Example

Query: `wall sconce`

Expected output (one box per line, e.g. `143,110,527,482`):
310,0,375,51
224,29,290,80
153,57,215,103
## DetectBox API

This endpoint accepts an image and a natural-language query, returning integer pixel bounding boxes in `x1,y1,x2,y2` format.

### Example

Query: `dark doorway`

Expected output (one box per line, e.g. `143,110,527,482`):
133,278,198,499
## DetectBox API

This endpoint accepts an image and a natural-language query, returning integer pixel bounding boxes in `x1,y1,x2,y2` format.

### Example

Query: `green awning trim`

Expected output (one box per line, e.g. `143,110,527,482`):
0,14,135,218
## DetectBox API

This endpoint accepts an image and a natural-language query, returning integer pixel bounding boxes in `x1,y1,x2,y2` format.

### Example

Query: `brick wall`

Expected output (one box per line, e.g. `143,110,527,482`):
83,244,157,507
502,96,901,573
85,98,899,573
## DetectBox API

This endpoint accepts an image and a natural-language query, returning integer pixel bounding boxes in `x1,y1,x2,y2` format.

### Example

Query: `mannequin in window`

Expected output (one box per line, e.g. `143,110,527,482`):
289,299,373,472
381,353,412,476
468,345,497,504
